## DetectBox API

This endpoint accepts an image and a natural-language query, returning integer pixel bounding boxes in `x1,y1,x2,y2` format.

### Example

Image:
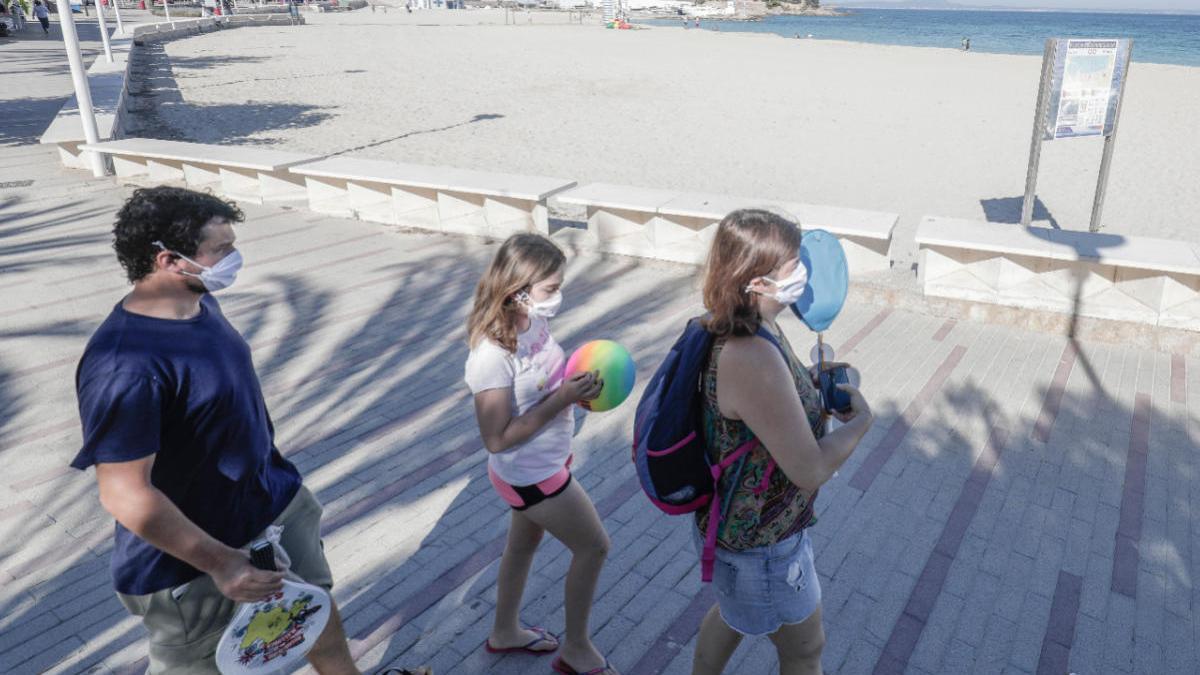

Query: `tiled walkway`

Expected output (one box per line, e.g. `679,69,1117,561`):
2,20,1198,675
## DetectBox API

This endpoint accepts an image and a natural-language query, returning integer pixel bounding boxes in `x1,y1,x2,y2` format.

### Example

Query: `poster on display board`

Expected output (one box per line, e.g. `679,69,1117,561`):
1043,39,1132,140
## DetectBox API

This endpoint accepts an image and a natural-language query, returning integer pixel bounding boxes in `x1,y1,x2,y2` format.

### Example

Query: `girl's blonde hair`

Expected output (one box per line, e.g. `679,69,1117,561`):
467,233,566,352
701,209,802,337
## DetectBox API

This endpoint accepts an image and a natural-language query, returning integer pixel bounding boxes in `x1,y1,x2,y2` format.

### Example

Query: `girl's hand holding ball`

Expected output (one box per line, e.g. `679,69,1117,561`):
561,370,604,405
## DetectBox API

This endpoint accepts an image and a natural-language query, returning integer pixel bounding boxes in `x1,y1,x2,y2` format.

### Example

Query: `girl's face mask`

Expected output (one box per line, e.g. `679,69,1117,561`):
516,289,563,318
154,241,243,292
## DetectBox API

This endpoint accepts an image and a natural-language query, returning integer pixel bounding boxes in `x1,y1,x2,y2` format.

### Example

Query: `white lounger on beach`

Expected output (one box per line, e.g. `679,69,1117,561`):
288,156,576,238
81,138,320,205
916,216,1200,330
555,182,899,273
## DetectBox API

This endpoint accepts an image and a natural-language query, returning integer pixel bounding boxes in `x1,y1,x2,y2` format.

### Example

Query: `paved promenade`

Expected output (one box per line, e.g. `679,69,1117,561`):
2,17,1199,675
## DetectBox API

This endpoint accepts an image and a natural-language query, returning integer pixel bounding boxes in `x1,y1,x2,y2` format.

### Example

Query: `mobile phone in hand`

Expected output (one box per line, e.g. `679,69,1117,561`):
819,366,853,414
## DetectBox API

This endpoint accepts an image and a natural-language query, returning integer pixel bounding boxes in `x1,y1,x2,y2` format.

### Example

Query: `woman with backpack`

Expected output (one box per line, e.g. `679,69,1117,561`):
691,209,874,675
464,233,620,675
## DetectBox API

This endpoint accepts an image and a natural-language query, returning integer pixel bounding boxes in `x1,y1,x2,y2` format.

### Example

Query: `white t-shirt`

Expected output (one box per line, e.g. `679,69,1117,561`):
464,316,574,486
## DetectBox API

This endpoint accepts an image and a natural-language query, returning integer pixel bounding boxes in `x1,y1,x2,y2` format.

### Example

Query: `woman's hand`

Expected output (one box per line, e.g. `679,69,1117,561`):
832,383,872,425
559,370,603,404
808,360,851,387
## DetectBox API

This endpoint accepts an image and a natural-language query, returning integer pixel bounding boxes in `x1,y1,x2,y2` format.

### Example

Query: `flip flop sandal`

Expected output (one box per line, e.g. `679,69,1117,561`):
484,625,559,655
551,655,617,675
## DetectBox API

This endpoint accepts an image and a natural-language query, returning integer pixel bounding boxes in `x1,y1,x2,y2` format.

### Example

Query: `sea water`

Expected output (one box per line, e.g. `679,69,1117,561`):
651,8,1200,67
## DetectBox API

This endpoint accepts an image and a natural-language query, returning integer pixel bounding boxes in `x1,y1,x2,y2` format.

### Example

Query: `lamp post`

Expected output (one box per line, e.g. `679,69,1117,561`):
56,0,107,177
110,0,125,35
95,0,114,62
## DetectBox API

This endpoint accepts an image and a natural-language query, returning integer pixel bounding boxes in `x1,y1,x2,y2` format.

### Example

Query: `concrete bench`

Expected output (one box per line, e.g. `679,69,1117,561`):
81,138,319,204
39,36,135,170
288,156,576,238
555,182,899,272
916,216,1200,330
132,18,219,41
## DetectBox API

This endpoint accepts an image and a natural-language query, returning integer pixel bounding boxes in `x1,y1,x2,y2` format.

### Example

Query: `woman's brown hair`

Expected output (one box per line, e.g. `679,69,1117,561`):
701,209,802,337
467,233,567,352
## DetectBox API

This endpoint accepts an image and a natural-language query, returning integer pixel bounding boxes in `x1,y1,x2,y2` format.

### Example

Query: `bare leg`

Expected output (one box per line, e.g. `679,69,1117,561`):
522,479,613,673
305,599,359,675
767,605,825,675
691,604,743,675
489,508,555,650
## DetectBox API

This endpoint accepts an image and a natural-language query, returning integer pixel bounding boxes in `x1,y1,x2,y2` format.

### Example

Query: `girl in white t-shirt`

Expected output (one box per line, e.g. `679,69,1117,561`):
464,233,619,675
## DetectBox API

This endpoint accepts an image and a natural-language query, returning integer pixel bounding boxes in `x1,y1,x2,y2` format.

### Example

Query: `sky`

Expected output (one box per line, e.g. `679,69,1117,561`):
848,0,1200,10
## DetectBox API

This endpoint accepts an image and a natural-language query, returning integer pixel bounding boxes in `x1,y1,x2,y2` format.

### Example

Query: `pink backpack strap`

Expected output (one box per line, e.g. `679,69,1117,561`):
701,438,759,582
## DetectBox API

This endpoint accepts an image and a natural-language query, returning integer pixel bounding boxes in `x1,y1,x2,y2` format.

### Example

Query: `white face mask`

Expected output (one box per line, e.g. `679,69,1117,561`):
155,241,243,292
517,290,563,318
749,262,809,306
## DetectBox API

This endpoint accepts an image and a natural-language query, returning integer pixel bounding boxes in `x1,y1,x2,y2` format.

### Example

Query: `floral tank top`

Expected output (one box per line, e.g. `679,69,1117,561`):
694,325,826,551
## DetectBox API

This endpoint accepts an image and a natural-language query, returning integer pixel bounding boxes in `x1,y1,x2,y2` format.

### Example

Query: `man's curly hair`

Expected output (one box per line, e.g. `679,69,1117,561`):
112,186,244,283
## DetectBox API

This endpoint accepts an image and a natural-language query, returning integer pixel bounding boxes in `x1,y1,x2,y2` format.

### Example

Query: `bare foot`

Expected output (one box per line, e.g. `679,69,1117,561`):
557,639,619,674
486,626,558,653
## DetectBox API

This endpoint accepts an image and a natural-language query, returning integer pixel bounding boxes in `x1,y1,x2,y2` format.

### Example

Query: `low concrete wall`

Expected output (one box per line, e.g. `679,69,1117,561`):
42,15,305,170
38,36,136,170
916,216,1200,333
132,13,302,42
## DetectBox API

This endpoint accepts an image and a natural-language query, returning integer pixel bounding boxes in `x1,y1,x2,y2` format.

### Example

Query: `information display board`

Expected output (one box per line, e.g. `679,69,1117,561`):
1021,38,1134,231
1043,39,1132,141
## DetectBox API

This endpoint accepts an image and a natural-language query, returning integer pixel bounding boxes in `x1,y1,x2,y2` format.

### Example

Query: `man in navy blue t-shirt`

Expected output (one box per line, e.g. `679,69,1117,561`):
71,187,376,674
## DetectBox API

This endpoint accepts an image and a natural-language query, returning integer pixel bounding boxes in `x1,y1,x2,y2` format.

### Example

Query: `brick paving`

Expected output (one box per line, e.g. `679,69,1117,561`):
3,20,1199,675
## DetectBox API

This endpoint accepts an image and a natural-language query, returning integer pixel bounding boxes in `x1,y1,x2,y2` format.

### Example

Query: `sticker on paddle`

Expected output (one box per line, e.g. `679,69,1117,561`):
215,541,332,675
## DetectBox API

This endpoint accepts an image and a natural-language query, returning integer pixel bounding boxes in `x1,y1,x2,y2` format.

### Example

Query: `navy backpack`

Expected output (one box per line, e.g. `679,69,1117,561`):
631,317,790,582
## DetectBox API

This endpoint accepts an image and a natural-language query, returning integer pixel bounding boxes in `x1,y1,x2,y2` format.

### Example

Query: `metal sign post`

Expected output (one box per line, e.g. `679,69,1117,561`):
56,0,107,178
1089,55,1132,232
1021,39,1057,228
1020,38,1132,232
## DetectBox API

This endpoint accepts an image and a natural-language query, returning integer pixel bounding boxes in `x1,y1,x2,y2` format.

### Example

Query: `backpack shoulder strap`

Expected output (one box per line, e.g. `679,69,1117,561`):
754,324,789,362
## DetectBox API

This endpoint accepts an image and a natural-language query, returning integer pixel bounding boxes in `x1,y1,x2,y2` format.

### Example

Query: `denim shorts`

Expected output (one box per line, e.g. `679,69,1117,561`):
693,528,822,636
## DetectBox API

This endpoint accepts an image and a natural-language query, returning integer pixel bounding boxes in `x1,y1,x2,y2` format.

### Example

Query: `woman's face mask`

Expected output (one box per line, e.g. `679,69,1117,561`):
748,260,809,306
154,241,243,292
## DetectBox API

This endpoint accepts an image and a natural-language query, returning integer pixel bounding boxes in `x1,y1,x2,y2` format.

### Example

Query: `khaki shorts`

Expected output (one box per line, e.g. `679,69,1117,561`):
117,485,334,674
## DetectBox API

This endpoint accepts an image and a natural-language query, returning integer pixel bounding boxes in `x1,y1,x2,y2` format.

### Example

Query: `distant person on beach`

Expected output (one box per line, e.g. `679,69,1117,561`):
683,15,688,28
694,17,700,27
688,210,873,675
465,234,620,675
68,187,433,675
962,36,971,51
33,0,49,34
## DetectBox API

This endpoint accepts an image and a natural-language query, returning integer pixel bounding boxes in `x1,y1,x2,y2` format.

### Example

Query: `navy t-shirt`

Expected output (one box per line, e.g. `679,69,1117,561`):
72,294,302,596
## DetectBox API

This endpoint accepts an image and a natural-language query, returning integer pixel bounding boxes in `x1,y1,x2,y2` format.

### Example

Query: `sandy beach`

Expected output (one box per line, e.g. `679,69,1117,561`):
131,10,1200,264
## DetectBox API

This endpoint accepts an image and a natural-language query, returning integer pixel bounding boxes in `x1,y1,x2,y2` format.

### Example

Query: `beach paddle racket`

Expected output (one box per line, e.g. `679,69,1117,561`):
215,541,332,675
790,229,849,333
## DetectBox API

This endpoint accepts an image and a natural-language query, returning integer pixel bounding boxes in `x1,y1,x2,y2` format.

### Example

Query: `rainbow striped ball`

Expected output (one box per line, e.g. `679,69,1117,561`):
564,340,636,412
